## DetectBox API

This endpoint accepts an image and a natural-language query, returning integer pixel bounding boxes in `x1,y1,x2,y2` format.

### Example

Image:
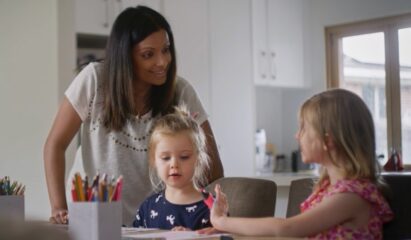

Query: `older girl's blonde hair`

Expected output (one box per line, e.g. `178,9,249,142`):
299,89,382,188
147,105,210,192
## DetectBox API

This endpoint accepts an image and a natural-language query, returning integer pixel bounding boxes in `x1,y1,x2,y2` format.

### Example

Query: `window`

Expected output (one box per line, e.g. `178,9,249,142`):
325,13,411,167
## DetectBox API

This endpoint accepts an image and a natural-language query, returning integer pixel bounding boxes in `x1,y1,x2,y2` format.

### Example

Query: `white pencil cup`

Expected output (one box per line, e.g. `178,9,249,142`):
0,195,24,221
68,201,122,240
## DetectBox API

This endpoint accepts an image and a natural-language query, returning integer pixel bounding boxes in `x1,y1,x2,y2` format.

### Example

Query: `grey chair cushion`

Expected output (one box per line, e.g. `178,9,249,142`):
286,178,315,218
206,177,277,217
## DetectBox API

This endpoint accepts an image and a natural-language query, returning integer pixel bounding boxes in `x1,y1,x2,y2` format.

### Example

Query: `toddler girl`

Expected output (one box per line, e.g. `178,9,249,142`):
133,105,211,230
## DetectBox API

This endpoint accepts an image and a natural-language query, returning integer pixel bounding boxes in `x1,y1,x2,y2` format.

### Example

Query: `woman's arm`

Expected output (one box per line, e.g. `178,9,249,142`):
201,121,224,182
44,97,82,224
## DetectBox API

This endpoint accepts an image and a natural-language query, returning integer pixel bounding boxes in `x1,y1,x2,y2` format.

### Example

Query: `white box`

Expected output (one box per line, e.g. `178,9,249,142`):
68,201,121,240
0,195,24,221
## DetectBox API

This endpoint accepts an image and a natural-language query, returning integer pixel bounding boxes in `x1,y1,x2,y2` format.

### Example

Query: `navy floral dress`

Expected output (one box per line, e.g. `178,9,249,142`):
132,192,211,230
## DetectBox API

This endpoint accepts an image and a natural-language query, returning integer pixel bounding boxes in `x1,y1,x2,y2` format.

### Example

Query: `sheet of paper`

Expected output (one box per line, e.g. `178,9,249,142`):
122,229,231,240
122,227,161,234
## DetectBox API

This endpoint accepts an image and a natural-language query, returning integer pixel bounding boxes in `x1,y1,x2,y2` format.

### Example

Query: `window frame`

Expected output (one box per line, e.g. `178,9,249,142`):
325,13,411,168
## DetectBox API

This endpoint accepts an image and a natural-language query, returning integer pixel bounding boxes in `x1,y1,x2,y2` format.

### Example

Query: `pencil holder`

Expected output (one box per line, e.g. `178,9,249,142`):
0,195,24,221
68,201,121,240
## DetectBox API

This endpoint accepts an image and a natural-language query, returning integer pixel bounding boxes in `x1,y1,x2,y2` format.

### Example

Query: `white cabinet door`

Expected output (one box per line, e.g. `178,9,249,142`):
75,0,111,35
267,0,304,87
75,0,163,36
252,0,270,82
252,0,305,88
120,0,162,12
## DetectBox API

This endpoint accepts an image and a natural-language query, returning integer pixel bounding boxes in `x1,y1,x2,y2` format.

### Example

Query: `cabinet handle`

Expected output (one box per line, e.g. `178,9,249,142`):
259,50,268,79
269,51,276,80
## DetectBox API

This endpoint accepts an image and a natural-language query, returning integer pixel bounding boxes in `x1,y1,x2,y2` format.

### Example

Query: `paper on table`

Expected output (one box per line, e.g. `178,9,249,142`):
122,229,231,240
122,227,161,233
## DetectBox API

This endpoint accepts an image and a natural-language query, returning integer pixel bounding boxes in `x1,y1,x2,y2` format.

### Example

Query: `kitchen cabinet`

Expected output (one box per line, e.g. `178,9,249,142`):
75,0,162,35
75,0,110,35
252,0,305,88
120,0,162,13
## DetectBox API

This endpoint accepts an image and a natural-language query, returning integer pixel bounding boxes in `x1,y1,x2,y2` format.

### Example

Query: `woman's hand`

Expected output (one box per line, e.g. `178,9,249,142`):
210,184,229,228
49,209,68,224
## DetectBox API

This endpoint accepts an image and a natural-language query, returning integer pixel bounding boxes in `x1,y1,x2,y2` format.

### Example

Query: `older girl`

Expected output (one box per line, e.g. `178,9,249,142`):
208,89,393,239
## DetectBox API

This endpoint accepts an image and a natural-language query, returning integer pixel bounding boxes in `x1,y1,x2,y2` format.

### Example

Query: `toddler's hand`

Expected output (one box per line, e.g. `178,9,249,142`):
172,226,190,231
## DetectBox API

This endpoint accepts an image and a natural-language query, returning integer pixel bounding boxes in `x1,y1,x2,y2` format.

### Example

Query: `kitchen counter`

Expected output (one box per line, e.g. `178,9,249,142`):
255,170,317,187
254,170,317,217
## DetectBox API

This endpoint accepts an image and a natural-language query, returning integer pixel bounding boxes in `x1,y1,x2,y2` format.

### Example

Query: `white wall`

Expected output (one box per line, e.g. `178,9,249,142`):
163,0,211,113
255,87,283,153
0,0,75,220
209,0,255,176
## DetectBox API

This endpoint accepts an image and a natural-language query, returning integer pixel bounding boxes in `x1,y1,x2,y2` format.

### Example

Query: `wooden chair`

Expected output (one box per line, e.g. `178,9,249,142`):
206,177,277,217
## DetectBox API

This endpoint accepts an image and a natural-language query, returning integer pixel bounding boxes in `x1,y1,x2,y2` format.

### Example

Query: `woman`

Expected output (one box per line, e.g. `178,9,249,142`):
44,6,224,225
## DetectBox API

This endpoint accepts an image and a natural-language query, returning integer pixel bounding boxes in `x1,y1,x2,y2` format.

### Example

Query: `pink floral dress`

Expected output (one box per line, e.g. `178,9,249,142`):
300,179,393,239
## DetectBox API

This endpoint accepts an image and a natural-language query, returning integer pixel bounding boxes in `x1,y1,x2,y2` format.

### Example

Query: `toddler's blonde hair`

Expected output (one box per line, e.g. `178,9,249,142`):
148,104,210,192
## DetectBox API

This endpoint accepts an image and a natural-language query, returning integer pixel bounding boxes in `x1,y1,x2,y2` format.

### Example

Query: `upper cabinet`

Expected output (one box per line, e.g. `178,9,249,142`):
75,0,109,35
75,0,162,36
252,0,305,88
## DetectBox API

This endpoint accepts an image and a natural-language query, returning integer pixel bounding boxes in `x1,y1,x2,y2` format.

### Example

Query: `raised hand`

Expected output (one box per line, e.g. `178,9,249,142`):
210,184,229,227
